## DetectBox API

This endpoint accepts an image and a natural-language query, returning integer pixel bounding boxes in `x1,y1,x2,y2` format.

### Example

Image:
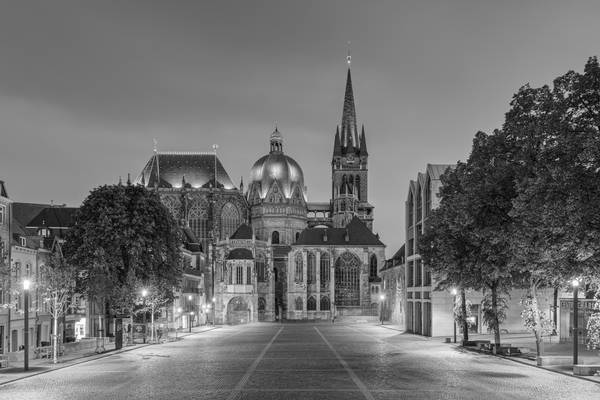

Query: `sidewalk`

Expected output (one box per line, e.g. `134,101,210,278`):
0,325,219,386
371,324,600,383
454,332,600,383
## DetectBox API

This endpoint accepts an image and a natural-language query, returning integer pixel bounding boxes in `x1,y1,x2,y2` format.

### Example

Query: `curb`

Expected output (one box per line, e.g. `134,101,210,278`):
452,343,600,384
0,326,220,386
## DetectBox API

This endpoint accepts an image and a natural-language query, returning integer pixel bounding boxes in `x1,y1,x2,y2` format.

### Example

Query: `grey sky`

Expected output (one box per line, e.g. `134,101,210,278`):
1,0,599,256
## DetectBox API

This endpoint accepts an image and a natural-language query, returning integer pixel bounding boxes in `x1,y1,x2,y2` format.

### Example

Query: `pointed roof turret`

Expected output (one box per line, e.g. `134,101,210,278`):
333,126,342,157
341,67,358,152
360,125,368,156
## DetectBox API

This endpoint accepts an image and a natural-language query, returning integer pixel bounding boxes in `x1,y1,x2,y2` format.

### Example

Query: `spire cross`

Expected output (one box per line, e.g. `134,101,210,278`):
346,41,351,66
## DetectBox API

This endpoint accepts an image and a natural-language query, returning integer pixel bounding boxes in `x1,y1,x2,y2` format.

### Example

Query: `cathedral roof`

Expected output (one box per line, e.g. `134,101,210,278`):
227,248,254,260
230,223,253,240
181,227,202,252
295,217,383,246
249,129,306,201
136,152,236,190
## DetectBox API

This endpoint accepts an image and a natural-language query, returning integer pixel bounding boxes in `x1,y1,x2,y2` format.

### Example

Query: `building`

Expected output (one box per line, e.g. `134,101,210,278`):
405,164,556,337
0,181,12,354
136,61,386,324
380,245,405,326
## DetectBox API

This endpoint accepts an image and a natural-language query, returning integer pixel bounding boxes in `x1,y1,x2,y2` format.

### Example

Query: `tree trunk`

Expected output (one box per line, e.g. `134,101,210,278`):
552,286,558,335
491,284,501,347
461,289,469,342
531,283,543,358
53,295,58,364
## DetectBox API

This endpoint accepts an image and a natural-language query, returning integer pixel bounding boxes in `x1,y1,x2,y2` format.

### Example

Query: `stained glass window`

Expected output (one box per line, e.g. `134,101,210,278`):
334,252,361,306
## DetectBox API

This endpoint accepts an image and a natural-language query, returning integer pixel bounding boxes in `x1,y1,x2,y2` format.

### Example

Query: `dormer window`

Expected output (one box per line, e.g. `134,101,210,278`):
0,205,5,225
20,237,26,247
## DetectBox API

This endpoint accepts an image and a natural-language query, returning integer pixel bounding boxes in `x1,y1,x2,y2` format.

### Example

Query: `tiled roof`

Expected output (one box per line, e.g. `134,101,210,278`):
230,223,253,240
27,207,78,228
181,227,202,252
295,217,384,246
227,248,253,260
12,203,50,227
136,152,236,190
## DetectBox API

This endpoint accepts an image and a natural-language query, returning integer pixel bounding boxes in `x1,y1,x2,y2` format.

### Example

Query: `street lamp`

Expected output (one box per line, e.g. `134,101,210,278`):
451,288,458,344
572,279,579,365
141,289,148,343
189,311,194,333
212,297,216,325
379,294,386,325
23,279,31,371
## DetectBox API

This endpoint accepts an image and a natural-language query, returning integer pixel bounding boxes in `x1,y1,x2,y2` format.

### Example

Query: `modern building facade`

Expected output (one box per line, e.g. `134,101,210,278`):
405,164,558,337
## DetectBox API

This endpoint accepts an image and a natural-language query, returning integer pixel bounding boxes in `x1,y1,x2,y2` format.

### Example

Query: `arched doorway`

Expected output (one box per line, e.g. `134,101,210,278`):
334,252,361,306
226,297,251,325
258,297,266,322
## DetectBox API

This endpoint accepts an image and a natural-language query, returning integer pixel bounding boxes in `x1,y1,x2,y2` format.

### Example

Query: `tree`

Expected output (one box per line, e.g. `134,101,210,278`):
420,163,475,342
64,183,182,329
507,58,600,357
38,248,77,363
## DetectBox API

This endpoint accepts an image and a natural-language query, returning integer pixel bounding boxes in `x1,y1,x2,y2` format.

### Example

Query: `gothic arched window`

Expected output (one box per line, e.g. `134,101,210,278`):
295,297,303,311
355,175,361,199
307,252,316,284
295,252,304,283
188,199,208,241
258,297,266,311
162,195,181,220
369,254,378,278
272,231,280,244
220,202,241,240
246,265,252,284
256,254,266,282
320,296,330,311
320,253,330,284
334,252,361,306
307,296,316,311
348,175,354,195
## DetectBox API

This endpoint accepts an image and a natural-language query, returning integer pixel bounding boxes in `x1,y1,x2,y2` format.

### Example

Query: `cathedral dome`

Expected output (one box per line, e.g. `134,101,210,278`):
249,128,306,201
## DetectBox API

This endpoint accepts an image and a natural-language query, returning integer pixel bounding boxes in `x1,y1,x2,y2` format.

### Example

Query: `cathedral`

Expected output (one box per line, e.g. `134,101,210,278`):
135,63,385,324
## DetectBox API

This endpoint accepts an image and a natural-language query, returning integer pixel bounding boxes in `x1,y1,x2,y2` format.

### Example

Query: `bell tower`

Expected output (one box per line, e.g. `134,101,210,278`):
331,56,373,229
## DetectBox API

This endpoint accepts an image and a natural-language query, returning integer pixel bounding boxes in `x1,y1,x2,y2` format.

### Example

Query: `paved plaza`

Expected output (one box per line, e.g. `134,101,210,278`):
1,323,599,399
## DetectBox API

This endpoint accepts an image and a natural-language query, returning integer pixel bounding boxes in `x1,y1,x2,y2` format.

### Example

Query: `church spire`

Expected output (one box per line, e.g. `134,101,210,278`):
360,125,368,156
341,66,358,151
333,126,342,157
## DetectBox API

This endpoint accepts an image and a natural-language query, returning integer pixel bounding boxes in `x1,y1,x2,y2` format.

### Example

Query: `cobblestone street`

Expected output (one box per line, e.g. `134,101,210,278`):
1,323,599,399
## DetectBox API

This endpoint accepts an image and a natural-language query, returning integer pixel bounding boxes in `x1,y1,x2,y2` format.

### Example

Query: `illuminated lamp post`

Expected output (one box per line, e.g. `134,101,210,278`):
23,279,31,371
451,288,458,344
379,294,386,325
212,297,216,325
189,312,194,333
572,279,579,365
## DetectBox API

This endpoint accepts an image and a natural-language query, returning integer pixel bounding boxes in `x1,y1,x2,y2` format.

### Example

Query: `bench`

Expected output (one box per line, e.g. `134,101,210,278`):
0,355,9,368
35,346,52,359
574,365,600,376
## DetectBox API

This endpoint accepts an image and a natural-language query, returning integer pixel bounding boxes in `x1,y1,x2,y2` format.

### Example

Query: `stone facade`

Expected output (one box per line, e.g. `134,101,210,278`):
141,65,386,324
